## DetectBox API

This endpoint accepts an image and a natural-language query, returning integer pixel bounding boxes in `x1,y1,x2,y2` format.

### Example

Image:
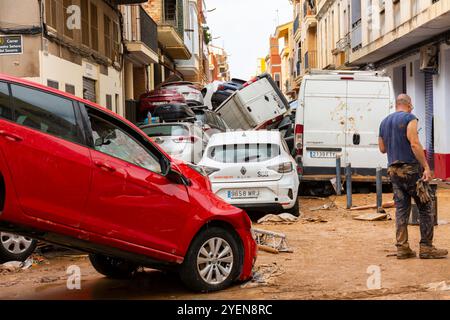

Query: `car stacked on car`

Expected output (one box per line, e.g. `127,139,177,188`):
0,74,257,292
0,72,298,291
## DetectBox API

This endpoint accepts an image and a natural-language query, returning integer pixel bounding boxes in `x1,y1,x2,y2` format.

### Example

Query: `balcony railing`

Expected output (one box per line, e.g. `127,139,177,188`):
139,7,158,53
305,50,317,70
336,32,350,52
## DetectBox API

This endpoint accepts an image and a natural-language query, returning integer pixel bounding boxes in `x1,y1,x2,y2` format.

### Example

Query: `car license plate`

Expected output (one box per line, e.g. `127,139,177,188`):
309,151,336,158
227,189,260,199
152,101,167,106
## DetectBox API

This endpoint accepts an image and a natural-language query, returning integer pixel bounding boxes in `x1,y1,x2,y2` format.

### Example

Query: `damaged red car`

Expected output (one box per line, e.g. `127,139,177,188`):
0,74,256,292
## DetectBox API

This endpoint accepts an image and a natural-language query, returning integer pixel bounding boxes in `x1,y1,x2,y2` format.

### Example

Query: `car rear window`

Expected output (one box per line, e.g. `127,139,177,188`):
141,125,189,137
208,144,280,163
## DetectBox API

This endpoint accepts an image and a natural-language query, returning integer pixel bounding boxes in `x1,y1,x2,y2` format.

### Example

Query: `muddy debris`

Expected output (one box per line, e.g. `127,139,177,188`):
241,263,285,289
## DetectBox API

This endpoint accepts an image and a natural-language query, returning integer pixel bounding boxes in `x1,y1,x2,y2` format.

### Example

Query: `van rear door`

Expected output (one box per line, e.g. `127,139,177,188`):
302,79,347,172
345,80,390,171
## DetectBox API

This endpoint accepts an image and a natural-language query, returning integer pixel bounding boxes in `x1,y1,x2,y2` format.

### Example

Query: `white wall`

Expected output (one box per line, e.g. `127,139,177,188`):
433,44,450,154
383,43,450,153
28,52,123,116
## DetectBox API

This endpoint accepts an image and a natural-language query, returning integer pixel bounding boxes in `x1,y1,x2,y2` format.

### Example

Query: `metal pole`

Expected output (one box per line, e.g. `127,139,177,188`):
376,166,383,213
346,163,352,209
336,155,342,196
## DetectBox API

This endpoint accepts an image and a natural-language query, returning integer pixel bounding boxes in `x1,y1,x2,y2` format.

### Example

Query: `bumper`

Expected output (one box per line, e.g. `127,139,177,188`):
236,227,257,281
212,174,299,210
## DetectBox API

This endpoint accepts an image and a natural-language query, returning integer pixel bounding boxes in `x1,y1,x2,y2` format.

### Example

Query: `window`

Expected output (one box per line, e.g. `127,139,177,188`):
87,112,162,173
104,14,111,59
0,82,12,121
105,94,112,110
11,84,81,144
81,0,90,46
164,0,177,24
63,0,74,39
47,79,59,89
90,3,98,51
141,125,189,137
45,0,57,30
65,84,75,94
112,22,120,62
209,144,281,163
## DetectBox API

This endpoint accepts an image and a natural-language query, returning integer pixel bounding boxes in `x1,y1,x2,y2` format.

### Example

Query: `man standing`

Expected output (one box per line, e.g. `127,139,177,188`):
379,94,447,259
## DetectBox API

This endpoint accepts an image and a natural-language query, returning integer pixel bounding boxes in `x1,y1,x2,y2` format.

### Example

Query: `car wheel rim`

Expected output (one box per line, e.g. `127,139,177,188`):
197,237,233,285
0,232,33,255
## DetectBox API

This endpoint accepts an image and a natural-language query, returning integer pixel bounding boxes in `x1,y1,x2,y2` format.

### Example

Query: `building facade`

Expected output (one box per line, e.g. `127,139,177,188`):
275,21,295,98
289,0,318,97
349,0,450,180
316,0,352,70
290,0,450,179
266,36,282,88
208,44,230,82
120,3,159,120
0,0,139,115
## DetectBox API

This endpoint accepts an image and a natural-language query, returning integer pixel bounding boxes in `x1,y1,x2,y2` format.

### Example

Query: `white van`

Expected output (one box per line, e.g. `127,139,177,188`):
215,73,289,130
294,70,395,181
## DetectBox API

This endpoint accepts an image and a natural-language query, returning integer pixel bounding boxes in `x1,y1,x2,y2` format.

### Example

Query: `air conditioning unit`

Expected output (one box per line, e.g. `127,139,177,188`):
420,45,439,74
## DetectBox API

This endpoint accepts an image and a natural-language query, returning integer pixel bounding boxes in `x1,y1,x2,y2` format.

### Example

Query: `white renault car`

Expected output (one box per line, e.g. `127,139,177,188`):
199,131,300,216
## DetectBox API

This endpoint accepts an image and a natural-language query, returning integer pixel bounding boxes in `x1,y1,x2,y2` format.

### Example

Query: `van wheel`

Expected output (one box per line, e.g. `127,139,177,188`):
179,227,242,292
285,197,300,217
0,233,37,263
89,254,137,279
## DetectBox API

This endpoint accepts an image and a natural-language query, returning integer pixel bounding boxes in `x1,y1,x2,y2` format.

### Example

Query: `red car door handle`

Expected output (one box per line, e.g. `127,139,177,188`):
0,130,23,142
94,161,117,173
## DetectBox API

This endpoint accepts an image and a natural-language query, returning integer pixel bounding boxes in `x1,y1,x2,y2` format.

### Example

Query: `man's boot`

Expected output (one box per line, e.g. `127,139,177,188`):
419,245,448,259
397,246,416,259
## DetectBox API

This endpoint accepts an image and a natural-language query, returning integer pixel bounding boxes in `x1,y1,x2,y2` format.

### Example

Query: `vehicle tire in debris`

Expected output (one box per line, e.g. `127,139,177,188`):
89,254,137,279
179,227,242,292
0,232,37,263
285,197,300,217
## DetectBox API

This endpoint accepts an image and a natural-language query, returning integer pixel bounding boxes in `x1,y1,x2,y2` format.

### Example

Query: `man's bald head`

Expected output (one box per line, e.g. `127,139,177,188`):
396,94,413,113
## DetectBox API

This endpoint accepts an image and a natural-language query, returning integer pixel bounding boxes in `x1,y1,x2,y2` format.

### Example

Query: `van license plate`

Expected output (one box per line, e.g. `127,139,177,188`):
227,190,260,199
309,151,336,158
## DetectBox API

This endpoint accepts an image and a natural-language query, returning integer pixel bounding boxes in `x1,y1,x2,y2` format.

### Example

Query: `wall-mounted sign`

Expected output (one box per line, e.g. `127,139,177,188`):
0,35,23,55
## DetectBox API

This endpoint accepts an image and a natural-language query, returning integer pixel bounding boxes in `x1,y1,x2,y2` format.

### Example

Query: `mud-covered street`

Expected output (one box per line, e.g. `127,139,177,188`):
1,190,450,300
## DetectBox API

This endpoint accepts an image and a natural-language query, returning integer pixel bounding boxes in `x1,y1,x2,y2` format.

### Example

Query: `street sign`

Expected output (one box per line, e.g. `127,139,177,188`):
0,35,23,55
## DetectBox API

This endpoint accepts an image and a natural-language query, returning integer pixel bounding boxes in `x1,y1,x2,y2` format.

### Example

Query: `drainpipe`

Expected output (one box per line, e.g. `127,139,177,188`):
38,0,44,84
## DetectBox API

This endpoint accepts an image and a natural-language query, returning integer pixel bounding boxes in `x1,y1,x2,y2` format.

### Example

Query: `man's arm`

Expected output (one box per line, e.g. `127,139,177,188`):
378,137,386,154
406,119,432,181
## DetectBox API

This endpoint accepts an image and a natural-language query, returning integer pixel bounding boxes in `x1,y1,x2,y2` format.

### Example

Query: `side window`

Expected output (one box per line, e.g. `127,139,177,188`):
87,112,162,174
0,82,12,121
10,84,81,144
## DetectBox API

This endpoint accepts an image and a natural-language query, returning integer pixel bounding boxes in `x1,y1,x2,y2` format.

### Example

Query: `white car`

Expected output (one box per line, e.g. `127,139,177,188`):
199,131,300,216
140,123,209,164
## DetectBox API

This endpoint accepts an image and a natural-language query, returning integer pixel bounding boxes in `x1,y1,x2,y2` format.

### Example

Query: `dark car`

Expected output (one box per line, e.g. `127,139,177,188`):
211,81,244,110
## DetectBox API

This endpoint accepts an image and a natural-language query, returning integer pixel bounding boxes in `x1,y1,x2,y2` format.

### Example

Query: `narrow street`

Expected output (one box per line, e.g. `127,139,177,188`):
2,190,450,300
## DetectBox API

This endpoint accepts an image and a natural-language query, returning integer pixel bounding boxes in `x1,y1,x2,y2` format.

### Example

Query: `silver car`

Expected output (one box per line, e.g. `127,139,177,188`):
140,123,209,164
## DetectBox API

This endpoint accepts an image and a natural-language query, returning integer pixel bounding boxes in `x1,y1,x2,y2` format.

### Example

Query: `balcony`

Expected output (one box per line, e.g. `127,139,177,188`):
334,32,350,54
124,6,159,65
304,50,317,70
157,0,191,59
303,0,317,29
